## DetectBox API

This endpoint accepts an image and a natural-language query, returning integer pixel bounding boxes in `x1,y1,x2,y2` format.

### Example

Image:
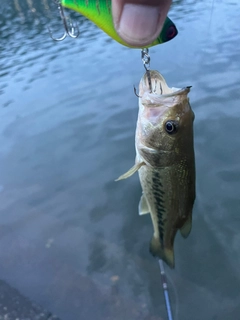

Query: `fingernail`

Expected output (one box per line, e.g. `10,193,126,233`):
118,4,161,46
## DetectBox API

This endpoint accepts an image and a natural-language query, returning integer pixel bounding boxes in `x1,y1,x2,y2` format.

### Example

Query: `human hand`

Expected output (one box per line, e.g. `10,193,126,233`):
112,0,172,47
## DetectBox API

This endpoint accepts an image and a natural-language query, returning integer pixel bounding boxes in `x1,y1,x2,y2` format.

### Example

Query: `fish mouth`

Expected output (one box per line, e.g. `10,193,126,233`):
139,70,191,99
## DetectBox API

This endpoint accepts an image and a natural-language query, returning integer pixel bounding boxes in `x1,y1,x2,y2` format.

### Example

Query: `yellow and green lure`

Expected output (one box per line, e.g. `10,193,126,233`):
61,0,178,48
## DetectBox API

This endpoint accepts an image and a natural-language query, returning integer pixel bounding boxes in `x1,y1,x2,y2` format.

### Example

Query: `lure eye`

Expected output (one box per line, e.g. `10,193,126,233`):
167,25,177,40
165,120,178,134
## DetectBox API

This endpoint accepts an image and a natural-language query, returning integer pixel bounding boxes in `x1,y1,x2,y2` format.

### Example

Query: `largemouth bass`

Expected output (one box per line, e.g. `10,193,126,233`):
61,0,178,48
117,70,195,268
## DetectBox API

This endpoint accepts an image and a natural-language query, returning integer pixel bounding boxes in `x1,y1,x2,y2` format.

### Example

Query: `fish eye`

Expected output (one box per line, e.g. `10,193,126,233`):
167,25,177,40
165,120,178,134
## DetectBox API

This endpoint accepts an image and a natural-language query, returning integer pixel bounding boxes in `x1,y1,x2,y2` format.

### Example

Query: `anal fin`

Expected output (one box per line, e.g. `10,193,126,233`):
138,194,150,215
180,215,192,238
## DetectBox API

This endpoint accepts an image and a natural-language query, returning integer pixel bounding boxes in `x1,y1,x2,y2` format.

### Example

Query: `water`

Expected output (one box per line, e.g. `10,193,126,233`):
0,0,240,319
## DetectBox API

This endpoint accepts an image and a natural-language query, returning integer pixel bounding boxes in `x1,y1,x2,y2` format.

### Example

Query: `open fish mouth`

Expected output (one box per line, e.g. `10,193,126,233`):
139,70,191,105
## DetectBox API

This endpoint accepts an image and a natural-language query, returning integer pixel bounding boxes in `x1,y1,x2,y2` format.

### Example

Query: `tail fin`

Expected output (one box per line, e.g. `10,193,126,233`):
149,236,175,268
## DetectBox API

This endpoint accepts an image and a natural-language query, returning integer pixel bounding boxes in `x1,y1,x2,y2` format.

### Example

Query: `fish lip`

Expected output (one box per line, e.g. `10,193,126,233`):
140,87,190,107
144,87,190,98
139,70,191,98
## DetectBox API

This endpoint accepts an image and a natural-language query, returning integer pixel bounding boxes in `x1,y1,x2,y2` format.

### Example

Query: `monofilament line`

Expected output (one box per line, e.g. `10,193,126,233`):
159,259,173,320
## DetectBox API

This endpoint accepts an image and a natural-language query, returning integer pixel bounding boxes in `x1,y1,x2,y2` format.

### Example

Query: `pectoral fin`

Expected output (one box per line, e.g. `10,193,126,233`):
180,215,192,238
139,194,150,215
115,162,145,181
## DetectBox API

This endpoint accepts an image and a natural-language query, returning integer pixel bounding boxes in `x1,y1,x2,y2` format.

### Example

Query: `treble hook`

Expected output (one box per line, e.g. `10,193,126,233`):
49,0,79,41
133,85,141,98
134,48,152,97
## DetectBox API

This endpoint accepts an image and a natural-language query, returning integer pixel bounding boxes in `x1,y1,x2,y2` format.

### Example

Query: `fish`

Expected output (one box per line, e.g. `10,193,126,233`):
60,0,178,48
116,70,195,268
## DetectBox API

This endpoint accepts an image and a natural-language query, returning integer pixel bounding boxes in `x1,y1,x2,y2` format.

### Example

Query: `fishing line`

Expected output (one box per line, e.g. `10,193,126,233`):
159,259,173,320
165,264,179,320
208,0,215,29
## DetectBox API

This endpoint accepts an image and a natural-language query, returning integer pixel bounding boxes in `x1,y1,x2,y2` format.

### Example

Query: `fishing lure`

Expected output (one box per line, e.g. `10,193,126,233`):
60,0,178,48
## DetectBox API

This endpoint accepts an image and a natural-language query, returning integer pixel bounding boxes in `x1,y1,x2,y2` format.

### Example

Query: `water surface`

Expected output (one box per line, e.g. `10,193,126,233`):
0,0,240,319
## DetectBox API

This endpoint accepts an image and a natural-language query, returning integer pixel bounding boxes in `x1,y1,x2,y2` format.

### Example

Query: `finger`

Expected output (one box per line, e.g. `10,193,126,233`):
112,0,172,47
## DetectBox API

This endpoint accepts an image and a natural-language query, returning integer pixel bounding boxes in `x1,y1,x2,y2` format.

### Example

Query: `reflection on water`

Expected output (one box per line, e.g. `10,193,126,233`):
1,0,240,319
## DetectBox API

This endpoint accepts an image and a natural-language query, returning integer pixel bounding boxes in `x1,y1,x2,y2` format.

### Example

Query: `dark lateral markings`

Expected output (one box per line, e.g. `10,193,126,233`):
152,171,166,244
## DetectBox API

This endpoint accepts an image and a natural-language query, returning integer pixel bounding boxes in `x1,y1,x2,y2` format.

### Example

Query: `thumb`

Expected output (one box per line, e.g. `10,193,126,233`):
112,0,172,47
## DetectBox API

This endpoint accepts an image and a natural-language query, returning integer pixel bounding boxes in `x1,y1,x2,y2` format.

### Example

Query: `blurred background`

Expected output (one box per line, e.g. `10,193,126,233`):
0,0,240,319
